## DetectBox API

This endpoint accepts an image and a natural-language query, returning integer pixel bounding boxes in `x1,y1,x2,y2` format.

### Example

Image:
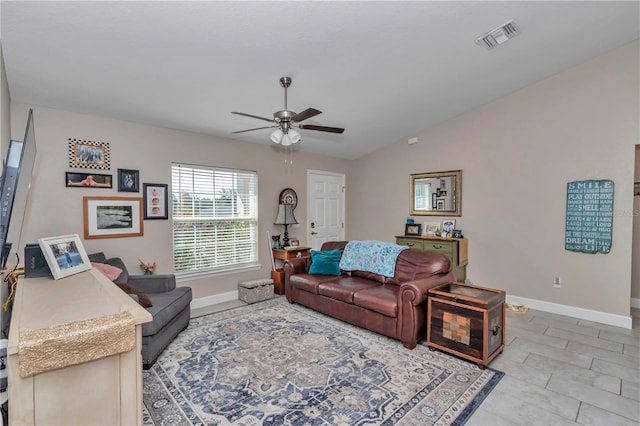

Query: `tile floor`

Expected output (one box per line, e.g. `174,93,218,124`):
191,300,640,425
467,307,640,425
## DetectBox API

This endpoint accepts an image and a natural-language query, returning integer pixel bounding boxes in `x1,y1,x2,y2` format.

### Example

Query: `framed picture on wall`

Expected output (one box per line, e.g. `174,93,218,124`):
143,183,168,220
65,172,112,188
83,196,143,239
117,169,140,192
68,139,110,170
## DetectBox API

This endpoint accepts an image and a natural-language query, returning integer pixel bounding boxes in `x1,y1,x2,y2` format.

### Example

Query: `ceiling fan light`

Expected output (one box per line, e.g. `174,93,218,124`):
270,129,283,144
289,129,302,144
281,133,292,146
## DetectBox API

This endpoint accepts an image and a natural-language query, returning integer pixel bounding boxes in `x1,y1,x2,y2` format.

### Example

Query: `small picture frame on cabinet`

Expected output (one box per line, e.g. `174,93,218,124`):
405,223,422,236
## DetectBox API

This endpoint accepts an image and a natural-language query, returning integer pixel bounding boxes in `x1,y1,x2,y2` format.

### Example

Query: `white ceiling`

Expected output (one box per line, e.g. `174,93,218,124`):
1,1,639,160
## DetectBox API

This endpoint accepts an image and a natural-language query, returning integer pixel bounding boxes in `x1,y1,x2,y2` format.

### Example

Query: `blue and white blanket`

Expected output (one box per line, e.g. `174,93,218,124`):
338,240,408,278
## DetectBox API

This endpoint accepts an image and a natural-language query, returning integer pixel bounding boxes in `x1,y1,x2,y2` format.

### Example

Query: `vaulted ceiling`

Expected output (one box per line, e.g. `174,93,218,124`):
2,1,638,160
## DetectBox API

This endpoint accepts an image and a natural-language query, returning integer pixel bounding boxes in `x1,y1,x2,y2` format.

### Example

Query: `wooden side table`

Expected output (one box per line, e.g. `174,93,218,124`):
272,247,311,261
427,282,505,369
271,247,311,295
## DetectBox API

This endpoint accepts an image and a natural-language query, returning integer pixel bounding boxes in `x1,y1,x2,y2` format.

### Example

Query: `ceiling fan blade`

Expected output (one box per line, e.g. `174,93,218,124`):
292,108,322,122
231,111,275,123
299,124,345,134
232,125,278,134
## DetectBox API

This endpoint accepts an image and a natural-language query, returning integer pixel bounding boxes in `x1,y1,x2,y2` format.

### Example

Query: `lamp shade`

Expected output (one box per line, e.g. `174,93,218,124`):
270,129,283,144
289,129,302,144
280,133,292,146
274,203,298,225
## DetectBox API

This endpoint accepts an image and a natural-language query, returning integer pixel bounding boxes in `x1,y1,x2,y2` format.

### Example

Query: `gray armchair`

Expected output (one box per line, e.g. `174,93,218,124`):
89,252,192,369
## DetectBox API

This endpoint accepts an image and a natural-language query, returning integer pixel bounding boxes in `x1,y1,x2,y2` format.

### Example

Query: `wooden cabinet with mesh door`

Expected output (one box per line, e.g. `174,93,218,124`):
427,282,505,369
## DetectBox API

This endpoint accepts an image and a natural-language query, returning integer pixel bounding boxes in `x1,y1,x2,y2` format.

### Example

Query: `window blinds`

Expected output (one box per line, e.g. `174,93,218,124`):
171,163,258,274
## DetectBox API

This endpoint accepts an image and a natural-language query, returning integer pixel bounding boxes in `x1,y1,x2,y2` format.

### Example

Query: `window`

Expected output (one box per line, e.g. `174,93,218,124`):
172,163,258,277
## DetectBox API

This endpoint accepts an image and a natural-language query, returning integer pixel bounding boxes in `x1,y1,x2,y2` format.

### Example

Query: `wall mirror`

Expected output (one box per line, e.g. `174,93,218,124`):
410,170,462,216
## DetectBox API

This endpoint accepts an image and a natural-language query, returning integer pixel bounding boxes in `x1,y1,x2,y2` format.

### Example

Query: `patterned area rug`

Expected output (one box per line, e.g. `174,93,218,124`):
143,297,503,425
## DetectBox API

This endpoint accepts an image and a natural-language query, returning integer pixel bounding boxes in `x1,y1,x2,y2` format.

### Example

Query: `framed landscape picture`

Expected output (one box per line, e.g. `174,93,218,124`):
83,196,143,239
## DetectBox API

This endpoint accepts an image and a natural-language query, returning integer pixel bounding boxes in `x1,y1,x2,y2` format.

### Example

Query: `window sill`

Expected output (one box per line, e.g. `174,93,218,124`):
175,264,262,284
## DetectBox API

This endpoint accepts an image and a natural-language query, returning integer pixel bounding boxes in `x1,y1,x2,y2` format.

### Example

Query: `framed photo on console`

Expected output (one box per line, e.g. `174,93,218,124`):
405,223,422,236
38,234,91,280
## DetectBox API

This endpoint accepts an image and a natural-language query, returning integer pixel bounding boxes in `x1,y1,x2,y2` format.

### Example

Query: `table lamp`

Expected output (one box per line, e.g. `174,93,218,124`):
274,204,298,247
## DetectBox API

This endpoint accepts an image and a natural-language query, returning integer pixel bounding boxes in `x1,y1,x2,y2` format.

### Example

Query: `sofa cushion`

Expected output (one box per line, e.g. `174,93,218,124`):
309,248,342,275
317,277,380,303
142,287,192,336
351,270,386,284
290,274,337,294
386,248,451,285
353,285,399,318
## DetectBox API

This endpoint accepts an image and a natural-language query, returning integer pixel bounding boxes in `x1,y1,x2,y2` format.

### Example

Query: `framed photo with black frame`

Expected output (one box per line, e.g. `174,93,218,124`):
404,223,422,236
38,234,91,280
117,168,140,192
144,183,168,220
66,172,112,188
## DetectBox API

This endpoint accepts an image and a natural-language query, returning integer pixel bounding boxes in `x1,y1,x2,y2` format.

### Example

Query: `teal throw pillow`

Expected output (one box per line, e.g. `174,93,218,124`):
309,248,342,276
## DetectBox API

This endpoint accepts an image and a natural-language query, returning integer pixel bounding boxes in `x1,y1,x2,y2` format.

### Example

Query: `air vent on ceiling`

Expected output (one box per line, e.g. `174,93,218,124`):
476,20,519,50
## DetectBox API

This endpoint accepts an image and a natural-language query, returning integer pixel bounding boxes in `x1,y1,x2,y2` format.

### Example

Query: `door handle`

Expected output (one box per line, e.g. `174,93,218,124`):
311,231,318,235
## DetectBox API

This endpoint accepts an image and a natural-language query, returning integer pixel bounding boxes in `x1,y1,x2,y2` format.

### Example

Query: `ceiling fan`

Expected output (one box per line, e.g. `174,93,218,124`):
232,76,345,146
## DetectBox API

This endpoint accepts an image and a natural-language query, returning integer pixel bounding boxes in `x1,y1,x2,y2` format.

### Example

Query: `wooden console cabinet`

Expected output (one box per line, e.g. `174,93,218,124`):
7,269,152,425
427,282,505,369
396,236,468,281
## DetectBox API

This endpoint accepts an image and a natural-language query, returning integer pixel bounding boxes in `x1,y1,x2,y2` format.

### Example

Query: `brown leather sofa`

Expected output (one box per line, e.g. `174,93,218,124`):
284,241,454,349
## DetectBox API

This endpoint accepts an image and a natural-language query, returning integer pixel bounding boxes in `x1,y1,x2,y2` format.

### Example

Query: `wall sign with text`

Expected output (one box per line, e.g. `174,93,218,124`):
565,179,614,254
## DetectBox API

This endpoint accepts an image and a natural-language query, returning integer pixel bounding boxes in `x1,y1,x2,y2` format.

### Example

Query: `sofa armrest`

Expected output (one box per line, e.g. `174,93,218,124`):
127,274,177,293
284,257,309,276
397,271,455,349
399,272,454,306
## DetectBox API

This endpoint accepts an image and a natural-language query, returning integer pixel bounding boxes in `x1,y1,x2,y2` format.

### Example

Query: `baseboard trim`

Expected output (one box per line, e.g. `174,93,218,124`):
507,295,632,329
632,297,640,310
191,290,239,310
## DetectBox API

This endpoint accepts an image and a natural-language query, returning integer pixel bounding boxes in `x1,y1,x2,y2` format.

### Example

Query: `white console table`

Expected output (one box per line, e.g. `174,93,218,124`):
7,269,152,425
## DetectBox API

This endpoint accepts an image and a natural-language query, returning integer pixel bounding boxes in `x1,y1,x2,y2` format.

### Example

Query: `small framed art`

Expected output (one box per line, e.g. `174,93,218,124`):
441,219,456,239
66,172,112,188
144,183,168,220
117,169,140,192
423,222,440,236
405,223,422,236
83,196,144,239
68,138,110,170
38,234,91,280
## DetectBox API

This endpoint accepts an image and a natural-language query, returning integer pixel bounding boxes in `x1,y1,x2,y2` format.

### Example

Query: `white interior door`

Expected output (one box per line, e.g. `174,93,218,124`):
307,170,345,250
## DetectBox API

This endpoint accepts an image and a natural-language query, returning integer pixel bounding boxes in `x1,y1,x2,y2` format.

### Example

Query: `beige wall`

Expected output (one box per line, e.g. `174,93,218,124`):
9,103,350,299
349,41,639,318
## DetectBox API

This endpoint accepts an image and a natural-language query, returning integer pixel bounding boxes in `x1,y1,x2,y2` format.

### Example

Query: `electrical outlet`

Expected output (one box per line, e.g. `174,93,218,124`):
554,276,561,288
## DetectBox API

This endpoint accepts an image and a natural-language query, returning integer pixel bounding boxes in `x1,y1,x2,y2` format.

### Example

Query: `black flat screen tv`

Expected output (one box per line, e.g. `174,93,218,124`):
0,109,37,269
